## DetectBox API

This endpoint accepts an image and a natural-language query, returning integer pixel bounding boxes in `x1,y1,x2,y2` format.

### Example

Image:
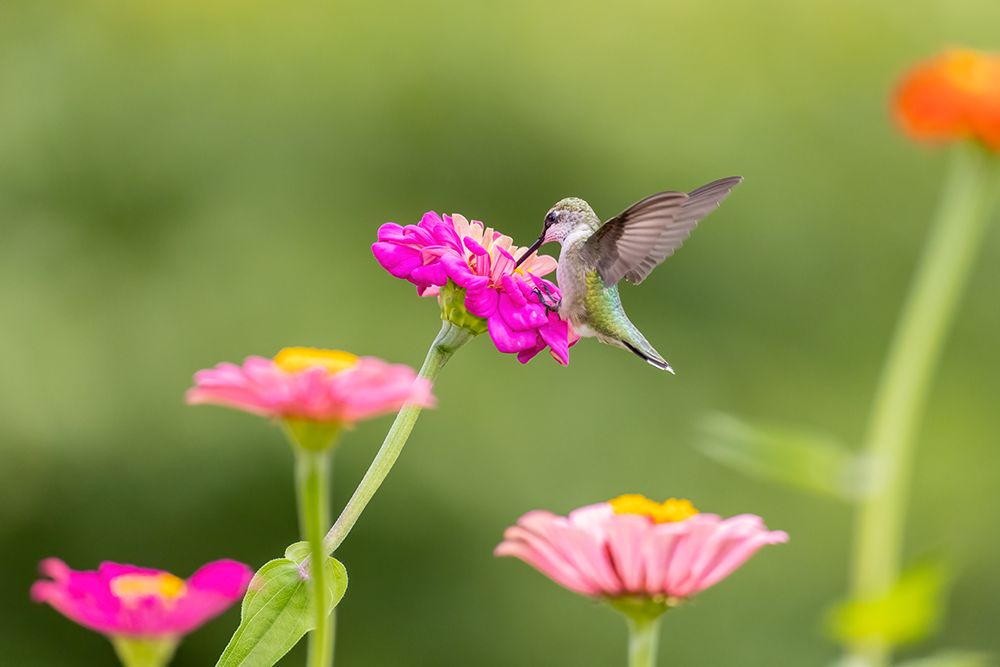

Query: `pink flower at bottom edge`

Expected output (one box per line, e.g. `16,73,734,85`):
495,495,787,601
31,558,253,638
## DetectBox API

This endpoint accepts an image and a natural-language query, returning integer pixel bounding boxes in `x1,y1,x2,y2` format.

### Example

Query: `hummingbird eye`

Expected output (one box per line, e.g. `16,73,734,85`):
545,211,558,227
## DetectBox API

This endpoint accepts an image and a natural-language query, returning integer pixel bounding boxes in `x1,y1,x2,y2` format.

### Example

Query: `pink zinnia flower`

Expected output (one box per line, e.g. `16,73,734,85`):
31,558,251,641
372,211,463,296
442,213,558,283
372,211,577,364
186,347,434,425
495,494,787,602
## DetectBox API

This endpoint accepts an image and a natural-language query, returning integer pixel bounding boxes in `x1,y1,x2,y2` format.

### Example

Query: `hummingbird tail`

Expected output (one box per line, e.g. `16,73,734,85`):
620,339,675,374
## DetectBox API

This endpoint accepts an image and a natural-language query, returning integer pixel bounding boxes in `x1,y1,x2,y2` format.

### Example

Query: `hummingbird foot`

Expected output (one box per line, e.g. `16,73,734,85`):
531,285,561,313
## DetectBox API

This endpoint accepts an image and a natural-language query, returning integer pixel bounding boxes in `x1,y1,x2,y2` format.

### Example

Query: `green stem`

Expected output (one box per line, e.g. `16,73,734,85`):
296,447,333,667
846,143,998,666
626,614,661,667
322,321,472,554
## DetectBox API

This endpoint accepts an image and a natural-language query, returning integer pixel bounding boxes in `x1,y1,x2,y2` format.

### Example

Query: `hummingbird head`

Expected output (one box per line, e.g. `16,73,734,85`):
541,197,599,244
513,197,599,269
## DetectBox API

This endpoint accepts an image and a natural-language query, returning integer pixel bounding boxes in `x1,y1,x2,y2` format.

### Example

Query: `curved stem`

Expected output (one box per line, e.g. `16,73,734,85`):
846,144,998,666
626,614,661,667
322,321,472,554
296,448,333,667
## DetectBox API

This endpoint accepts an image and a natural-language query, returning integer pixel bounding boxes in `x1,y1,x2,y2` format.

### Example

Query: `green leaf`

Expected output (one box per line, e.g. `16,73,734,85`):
215,542,348,667
696,413,869,500
283,540,313,564
828,561,950,648
895,651,994,667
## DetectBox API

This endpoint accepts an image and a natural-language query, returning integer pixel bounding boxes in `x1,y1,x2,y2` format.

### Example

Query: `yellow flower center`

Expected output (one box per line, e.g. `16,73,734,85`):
110,573,187,604
609,494,699,523
274,347,358,375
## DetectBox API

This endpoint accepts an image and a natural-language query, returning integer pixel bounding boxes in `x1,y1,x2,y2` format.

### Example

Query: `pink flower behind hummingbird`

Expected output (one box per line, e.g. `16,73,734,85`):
31,558,252,639
372,211,577,364
186,348,434,425
495,494,787,602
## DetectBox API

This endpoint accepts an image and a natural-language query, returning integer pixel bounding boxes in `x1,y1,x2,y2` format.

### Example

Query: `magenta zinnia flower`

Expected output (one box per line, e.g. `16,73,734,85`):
495,494,787,602
32,558,251,660
373,211,577,364
371,211,463,296
186,347,434,425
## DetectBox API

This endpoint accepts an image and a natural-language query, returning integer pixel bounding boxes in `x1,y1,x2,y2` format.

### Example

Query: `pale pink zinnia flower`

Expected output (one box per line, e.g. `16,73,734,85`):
495,494,787,603
32,558,251,647
186,347,434,424
373,211,577,364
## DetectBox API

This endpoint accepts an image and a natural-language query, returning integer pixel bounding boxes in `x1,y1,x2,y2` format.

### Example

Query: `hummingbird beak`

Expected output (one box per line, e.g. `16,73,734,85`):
513,234,545,270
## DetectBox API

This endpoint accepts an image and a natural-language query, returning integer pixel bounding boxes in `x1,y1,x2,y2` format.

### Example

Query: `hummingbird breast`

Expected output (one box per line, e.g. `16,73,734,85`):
554,237,594,333
556,237,665,368
558,236,637,342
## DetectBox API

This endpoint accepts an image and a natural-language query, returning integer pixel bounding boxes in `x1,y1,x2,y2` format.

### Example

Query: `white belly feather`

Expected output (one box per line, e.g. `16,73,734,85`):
554,231,597,339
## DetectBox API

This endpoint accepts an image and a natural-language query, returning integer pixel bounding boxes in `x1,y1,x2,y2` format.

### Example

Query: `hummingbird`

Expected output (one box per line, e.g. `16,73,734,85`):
513,176,742,372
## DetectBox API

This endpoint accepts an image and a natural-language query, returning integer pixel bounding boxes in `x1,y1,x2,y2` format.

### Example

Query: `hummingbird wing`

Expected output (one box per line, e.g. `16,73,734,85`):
585,176,742,286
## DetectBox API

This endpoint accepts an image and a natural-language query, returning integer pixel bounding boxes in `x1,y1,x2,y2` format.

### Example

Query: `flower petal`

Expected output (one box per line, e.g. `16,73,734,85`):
496,502,786,601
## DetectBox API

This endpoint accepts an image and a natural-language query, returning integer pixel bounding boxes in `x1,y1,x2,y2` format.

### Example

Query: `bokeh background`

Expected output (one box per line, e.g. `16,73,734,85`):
2,1,999,665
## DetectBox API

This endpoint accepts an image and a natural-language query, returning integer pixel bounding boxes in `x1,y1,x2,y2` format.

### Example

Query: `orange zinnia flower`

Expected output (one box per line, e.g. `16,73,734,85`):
893,48,1000,151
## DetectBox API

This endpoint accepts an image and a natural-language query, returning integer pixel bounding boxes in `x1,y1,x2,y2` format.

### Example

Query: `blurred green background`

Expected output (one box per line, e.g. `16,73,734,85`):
2,0,999,664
